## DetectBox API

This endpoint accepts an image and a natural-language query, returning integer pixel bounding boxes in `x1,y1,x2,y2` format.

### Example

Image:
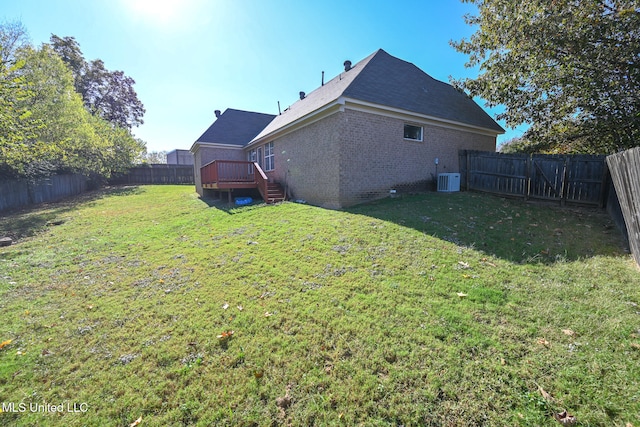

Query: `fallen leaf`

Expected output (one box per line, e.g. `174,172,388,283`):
264,312,273,317
130,415,142,426
254,369,264,379
0,339,12,350
463,274,472,279
562,329,576,337
276,386,292,410
456,292,468,298
237,305,244,311
537,383,555,403
222,303,229,310
216,330,234,340
537,338,550,347
630,343,640,350
554,410,577,426
458,261,470,269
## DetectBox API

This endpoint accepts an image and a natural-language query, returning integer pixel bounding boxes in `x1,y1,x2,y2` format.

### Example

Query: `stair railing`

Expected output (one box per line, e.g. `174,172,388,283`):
253,162,269,201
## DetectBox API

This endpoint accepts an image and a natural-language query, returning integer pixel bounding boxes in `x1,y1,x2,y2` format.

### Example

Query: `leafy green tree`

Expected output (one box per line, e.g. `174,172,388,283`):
0,22,47,177
91,116,146,174
15,45,104,176
13,44,145,179
50,35,145,130
141,150,168,164
452,0,640,153
1,23,145,179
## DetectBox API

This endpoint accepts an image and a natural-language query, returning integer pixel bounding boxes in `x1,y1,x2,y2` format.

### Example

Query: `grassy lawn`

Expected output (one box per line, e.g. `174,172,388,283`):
0,185,639,426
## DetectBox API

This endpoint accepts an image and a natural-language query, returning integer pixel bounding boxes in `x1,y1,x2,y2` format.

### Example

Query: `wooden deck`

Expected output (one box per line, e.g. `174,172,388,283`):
200,160,285,203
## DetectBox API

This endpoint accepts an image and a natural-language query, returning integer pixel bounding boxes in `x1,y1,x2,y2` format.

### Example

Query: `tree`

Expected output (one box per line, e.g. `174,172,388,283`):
0,20,29,64
141,150,168,164
0,22,146,179
49,35,145,130
0,21,47,177
14,44,105,177
452,0,640,153
48,35,85,92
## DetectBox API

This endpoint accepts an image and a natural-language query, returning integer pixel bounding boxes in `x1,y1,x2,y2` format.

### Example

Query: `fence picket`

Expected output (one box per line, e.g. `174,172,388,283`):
606,148,640,267
460,151,607,206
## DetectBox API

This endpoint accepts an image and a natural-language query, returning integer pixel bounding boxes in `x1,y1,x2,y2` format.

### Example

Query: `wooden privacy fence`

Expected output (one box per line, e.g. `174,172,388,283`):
606,147,640,267
109,164,194,185
0,174,88,212
459,151,608,207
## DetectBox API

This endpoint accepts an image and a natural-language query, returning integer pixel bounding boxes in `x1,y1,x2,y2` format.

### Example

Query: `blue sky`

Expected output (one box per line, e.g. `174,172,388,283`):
3,0,525,153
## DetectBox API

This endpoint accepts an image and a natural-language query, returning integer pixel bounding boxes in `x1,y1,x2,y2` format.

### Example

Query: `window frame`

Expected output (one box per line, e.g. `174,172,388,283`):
403,124,423,142
264,142,275,171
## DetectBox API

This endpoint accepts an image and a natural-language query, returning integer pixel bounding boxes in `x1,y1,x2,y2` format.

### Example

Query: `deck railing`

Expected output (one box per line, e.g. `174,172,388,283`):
201,160,255,185
253,161,269,201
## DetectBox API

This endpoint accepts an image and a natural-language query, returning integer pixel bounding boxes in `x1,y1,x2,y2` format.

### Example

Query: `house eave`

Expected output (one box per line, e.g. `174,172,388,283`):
247,99,345,147
342,98,505,137
189,141,246,154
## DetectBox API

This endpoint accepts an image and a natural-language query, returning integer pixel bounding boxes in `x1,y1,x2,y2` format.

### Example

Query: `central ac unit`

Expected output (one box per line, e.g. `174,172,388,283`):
437,173,460,192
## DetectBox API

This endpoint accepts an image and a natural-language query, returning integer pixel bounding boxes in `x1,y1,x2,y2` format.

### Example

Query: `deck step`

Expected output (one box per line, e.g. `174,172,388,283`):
264,182,286,203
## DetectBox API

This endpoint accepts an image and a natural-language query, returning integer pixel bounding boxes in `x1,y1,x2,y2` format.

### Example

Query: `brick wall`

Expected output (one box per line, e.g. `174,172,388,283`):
253,109,496,208
338,109,496,207
264,113,343,209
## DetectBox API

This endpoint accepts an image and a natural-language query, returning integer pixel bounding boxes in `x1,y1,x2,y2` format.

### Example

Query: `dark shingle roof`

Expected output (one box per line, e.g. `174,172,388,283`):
252,49,503,143
343,50,504,132
196,109,276,146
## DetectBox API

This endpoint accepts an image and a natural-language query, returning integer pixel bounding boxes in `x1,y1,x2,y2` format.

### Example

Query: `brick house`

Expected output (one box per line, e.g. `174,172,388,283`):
190,49,504,208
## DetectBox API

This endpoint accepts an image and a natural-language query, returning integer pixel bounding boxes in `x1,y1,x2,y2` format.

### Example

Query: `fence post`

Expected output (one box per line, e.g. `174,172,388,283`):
465,150,470,191
560,156,569,207
599,162,609,209
525,155,531,201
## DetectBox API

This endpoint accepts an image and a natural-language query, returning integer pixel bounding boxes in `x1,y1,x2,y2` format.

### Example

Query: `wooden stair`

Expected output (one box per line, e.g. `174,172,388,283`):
265,182,286,204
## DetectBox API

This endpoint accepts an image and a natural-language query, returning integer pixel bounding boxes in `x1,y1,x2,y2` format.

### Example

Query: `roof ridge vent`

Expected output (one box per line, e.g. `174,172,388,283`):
344,60,352,71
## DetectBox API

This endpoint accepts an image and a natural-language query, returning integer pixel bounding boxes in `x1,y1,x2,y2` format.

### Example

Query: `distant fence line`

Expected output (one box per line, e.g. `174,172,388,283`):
606,147,640,267
109,164,194,185
459,150,608,207
0,174,88,212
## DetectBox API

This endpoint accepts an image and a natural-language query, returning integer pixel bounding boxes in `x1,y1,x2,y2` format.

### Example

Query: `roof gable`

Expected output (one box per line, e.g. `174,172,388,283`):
195,108,275,147
251,49,503,143
343,50,504,132
251,51,378,142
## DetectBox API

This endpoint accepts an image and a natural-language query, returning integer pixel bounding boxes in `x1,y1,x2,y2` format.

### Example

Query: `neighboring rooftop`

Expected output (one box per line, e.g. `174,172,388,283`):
251,49,504,143
195,108,276,147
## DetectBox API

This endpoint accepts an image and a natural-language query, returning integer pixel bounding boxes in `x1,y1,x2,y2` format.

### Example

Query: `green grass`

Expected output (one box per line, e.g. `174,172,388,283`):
0,186,638,426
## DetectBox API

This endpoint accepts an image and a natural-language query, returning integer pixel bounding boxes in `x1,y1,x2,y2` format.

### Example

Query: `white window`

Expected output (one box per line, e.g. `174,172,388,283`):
404,124,423,141
264,142,274,171
247,149,257,162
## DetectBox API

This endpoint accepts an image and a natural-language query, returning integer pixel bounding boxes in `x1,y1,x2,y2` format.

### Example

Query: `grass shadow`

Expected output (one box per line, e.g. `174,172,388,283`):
0,186,143,242
198,195,271,215
346,191,627,264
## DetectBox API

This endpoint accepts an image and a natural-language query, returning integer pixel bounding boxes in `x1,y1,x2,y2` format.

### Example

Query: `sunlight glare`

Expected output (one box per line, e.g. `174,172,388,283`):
121,0,206,28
